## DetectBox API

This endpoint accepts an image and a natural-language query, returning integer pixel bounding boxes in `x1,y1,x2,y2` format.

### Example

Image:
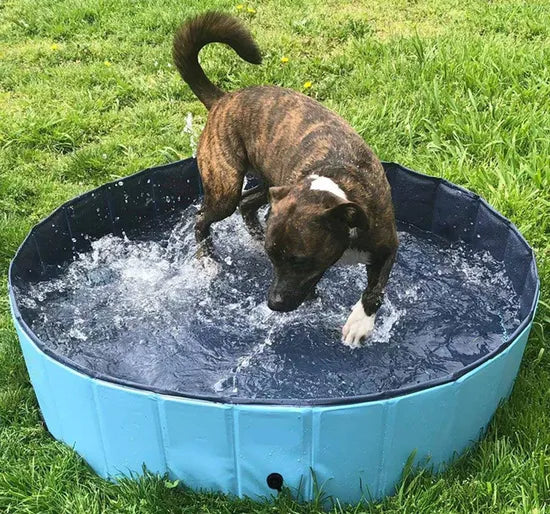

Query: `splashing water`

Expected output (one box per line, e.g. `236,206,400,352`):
17,205,521,400
183,112,199,157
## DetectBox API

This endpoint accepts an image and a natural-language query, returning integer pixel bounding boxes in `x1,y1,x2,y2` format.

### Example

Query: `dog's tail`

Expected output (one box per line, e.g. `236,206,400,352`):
173,11,262,110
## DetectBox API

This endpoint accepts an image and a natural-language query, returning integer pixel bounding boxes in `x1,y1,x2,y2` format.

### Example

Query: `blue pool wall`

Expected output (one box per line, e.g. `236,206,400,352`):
10,305,535,503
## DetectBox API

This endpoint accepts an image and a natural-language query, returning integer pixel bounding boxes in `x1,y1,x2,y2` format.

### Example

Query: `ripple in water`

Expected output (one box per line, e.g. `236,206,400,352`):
17,205,521,400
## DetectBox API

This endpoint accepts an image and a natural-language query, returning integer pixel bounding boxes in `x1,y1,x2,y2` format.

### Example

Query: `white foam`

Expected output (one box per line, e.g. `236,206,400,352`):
370,299,402,344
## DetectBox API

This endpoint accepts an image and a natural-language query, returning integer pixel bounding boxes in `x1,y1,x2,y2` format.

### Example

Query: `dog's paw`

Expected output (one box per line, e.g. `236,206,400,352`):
342,301,375,348
194,253,221,281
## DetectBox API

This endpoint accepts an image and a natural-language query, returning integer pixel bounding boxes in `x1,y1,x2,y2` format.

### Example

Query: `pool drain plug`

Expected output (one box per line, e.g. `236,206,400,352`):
266,472,283,492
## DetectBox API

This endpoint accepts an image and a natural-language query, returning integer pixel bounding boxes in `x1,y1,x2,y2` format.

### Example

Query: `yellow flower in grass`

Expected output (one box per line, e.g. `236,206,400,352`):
247,7,256,13
280,56,289,63
104,60,112,67
50,43,59,51
236,4,244,9
303,81,312,89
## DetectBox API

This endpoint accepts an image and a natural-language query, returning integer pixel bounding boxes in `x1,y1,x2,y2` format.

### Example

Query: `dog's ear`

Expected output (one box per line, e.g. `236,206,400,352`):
269,186,291,204
323,201,369,230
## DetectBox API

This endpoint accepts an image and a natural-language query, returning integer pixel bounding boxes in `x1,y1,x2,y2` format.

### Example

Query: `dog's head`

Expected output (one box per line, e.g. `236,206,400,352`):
265,180,369,312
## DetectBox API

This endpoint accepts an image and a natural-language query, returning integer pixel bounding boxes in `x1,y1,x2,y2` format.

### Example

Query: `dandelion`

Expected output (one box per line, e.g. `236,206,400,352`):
247,7,256,13
280,56,289,63
236,4,244,9
303,81,312,89
104,60,112,67
50,43,59,51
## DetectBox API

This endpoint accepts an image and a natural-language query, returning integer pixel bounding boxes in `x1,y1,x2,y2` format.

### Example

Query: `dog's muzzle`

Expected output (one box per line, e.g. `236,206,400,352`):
267,274,320,312
267,292,293,312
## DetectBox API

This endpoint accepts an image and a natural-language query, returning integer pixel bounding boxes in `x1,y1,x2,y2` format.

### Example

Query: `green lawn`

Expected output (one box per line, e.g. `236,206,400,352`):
1,0,549,512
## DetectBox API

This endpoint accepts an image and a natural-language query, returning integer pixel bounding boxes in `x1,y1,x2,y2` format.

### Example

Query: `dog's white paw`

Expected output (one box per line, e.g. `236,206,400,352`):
195,254,221,280
342,301,375,348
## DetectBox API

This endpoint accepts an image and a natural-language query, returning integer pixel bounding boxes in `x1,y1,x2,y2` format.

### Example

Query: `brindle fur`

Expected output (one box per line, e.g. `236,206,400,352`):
173,12,398,328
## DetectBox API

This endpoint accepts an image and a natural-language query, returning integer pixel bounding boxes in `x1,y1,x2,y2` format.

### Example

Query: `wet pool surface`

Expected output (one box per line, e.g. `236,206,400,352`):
17,205,521,400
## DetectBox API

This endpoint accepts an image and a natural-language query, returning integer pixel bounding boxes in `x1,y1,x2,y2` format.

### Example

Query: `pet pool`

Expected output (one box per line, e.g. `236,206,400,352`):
8,158,539,504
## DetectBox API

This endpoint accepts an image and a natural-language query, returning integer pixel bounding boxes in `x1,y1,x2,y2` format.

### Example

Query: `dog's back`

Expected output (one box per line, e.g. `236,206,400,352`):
173,13,388,198
212,86,378,184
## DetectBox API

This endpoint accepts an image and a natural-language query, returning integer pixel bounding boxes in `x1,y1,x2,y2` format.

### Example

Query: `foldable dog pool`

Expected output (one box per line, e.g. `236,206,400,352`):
9,158,539,504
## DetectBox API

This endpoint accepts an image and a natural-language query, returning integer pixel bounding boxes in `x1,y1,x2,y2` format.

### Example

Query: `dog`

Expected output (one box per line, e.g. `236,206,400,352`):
173,12,398,347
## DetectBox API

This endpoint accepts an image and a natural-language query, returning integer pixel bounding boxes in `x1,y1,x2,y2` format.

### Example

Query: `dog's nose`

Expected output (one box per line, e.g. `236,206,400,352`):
267,293,287,311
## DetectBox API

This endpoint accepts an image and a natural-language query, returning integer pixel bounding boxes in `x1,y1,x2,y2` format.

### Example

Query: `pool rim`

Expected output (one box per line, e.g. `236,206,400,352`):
8,159,540,407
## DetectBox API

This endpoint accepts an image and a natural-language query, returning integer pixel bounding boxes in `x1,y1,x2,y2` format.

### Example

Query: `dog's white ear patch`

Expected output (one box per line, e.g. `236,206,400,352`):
309,174,347,201
342,300,375,348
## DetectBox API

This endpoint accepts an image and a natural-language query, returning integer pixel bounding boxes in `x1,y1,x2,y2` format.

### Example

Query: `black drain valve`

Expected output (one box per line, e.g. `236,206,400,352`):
266,472,283,492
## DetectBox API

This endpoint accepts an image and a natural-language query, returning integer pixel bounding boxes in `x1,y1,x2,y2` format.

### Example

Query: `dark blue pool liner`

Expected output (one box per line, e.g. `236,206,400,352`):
8,158,539,406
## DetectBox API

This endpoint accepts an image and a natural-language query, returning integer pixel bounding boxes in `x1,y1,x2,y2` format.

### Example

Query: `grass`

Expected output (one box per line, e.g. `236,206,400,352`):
0,0,549,511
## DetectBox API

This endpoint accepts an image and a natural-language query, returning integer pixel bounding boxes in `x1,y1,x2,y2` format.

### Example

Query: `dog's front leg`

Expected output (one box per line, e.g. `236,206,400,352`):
239,184,268,240
342,248,396,348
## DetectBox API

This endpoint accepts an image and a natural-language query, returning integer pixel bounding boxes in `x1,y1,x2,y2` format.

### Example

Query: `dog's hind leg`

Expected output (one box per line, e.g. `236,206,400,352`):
239,184,268,240
195,158,245,256
195,189,243,256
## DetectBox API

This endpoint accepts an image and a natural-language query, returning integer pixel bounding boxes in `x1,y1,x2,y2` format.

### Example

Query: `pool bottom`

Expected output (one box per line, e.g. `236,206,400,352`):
17,204,520,401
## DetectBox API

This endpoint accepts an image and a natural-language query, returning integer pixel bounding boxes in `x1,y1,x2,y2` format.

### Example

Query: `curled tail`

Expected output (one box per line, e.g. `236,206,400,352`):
173,11,262,110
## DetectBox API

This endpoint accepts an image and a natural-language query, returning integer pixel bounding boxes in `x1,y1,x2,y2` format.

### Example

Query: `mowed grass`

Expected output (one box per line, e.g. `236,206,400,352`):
1,0,549,512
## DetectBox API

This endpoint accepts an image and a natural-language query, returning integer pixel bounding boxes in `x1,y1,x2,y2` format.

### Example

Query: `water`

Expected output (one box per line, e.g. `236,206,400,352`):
17,205,521,401
183,112,199,157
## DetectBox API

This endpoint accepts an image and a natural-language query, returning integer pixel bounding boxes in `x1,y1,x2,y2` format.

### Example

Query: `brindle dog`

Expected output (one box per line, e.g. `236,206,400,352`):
173,11,398,347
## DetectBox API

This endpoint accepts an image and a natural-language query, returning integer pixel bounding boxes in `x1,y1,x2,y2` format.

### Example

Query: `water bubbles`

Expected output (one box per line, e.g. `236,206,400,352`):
68,326,88,341
183,112,201,157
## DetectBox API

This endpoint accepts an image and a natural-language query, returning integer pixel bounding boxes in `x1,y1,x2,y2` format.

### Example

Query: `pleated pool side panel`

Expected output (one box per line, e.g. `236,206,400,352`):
12,303,533,503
